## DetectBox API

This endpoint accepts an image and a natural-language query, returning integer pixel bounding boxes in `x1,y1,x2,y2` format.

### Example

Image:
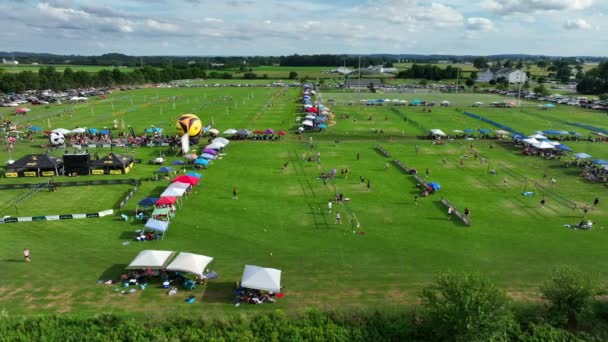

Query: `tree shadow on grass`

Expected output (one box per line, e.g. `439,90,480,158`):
1,259,24,262
202,281,236,304
99,264,128,281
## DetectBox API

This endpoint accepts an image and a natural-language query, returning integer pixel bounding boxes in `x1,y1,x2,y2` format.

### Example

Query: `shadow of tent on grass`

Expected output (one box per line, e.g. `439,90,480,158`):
201,281,236,304
99,264,128,281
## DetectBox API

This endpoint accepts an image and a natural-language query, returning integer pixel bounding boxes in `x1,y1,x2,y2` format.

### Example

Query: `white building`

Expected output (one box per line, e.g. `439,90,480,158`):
476,69,494,83
495,68,527,83
1,58,19,65
476,68,527,83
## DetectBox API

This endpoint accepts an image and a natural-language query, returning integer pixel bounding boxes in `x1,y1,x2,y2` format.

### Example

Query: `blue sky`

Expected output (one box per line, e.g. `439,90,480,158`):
0,0,606,56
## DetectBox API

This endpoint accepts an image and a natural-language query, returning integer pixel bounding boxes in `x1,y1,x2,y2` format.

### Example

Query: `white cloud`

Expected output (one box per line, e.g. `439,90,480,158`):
203,17,224,24
482,0,593,14
466,17,494,31
564,18,592,29
144,19,180,33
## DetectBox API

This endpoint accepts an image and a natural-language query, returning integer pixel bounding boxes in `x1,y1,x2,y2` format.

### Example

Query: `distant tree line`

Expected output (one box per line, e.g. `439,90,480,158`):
1,267,605,341
0,65,233,93
577,61,608,94
279,54,395,67
396,64,459,80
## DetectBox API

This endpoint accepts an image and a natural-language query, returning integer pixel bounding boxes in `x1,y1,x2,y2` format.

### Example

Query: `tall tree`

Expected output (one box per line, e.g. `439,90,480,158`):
540,266,603,331
421,272,515,342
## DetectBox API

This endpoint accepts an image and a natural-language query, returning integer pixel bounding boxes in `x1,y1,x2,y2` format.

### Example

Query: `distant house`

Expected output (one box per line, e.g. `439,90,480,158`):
495,68,527,83
476,68,527,84
476,69,494,83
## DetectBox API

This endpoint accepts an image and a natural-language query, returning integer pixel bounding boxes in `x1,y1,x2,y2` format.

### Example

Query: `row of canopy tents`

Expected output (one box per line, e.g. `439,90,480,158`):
50,128,111,135
139,173,202,238
301,84,329,131
126,250,282,292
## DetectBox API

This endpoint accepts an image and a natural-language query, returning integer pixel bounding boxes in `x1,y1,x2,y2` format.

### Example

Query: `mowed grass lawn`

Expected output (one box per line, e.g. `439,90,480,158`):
0,85,607,317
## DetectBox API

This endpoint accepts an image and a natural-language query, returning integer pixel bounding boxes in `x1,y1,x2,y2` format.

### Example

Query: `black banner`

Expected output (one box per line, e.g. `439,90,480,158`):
59,214,73,220
86,213,99,218
3,217,18,223
32,216,47,222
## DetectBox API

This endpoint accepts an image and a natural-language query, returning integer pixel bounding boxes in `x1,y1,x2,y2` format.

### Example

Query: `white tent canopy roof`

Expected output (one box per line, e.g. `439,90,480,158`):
144,218,170,233
161,186,187,197
71,128,86,134
165,252,213,276
212,137,230,146
167,182,190,190
302,120,314,127
429,129,446,137
529,134,547,140
495,129,511,135
52,128,71,135
532,141,556,149
241,265,282,292
205,143,224,150
223,128,237,135
522,138,539,145
126,250,175,270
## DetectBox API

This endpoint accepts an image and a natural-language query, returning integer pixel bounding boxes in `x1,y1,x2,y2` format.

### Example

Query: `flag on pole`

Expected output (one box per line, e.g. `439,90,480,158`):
180,134,190,154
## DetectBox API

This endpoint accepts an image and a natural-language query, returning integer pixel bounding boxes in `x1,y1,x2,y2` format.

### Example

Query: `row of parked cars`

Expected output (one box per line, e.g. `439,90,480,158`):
486,89,608,111
0,87,112,107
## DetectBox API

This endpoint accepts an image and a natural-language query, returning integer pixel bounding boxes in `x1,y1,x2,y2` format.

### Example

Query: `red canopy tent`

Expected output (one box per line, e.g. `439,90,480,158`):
155,197,178,205
305,107,318,113
173,175,199,186
276,130,286,136
15,108,28,114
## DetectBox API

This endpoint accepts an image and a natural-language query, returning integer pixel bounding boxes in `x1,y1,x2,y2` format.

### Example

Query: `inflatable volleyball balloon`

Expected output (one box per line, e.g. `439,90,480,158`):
49,132,65,146
176,114,202,138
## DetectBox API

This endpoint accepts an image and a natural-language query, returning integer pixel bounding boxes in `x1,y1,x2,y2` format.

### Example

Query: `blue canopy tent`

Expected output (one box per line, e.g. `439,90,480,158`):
144,218,169,239
29,126,42,131
201,153,216,160
138,197,159,207
88,128,99,134
591,159,608,165
543,103,555,108
145,127,163,133
428,182,441,191
158,166,173,173
556,144,572,152
463,128,475,134
411,99,422,105
171,160,185,165
513,134,525,140
478,129,491,134
194,158,209,166
543,129,564,135
100,129,110,135
573,153,592,159
318,124,327,129
186,172,202,178
137,197,159,214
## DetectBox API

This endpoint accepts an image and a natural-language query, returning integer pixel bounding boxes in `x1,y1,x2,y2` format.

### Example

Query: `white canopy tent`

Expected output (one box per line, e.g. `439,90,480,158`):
52,128,71,135
167,182,190,190
223,129,237,135
165,252,214,276
522,138,539,145
205,143,224,150
71,128,86,134
126,250,175,270
532,141,556,149
529,134,547,140
161,186,187,197
144,218,170,234
495,130,511,135
305,114,316,120
212,137,230,146
241,265,282,292
302,120,314,127
429,129,446,137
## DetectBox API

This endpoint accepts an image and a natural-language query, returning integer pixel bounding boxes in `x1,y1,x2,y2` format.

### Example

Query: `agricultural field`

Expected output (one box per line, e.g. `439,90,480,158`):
0,83,607,317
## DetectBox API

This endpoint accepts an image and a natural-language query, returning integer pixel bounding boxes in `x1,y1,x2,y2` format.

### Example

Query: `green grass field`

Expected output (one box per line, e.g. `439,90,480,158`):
0,83,607,317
